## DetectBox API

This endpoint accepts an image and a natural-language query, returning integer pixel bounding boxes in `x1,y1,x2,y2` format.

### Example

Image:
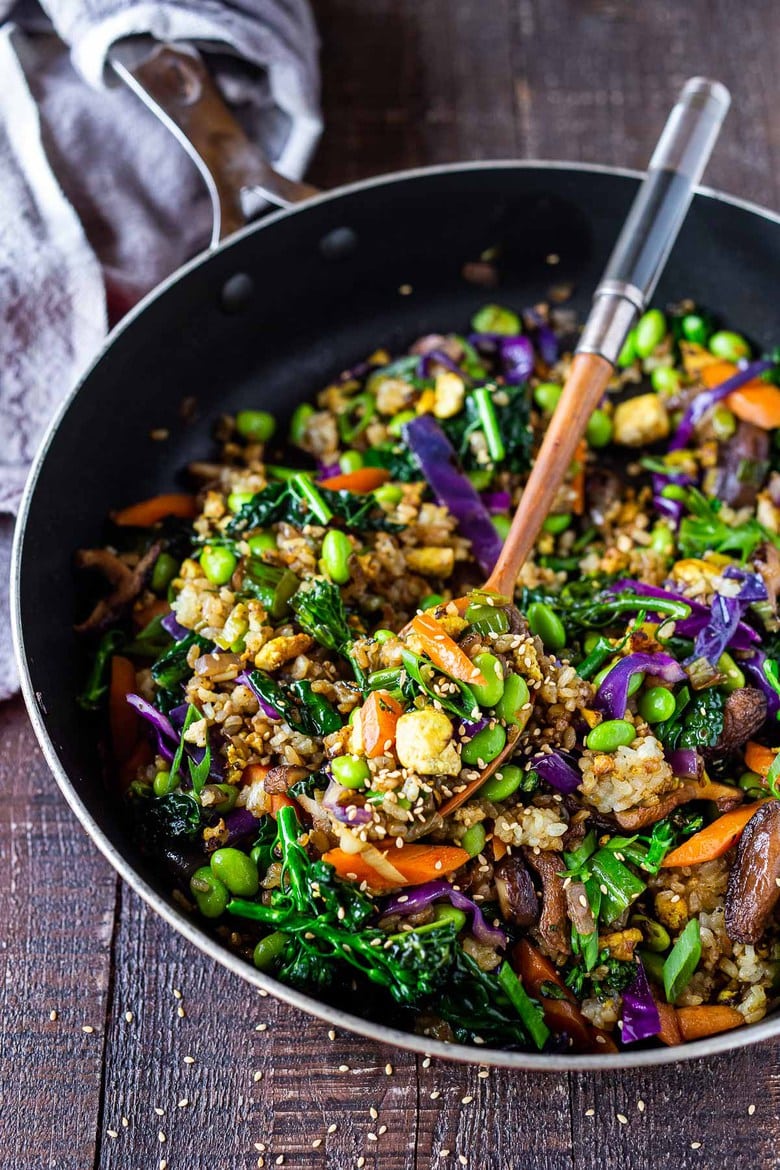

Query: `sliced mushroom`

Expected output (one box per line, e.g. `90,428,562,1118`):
263,765,310,794
614,774,744,831
565,879,596,938
712,421,769,508
714,687,768,754
523,849,570,960
74,542,161,634
725,800,780,944
494,856,539,927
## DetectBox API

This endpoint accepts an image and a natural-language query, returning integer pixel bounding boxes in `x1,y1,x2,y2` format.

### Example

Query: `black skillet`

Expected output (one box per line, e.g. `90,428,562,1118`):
11,41,780,1069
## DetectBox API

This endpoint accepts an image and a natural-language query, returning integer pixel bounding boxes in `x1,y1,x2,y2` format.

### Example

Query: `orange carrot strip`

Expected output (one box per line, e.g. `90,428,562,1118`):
699,361,780,430
322,843,469,893
491,838,508,862
410,611,486,686
676,1005,743,1042
513,940,602,1053
745,741,778,777
113,493,198,527
110,655,139,763
655,1001,683,1046
318,468,390,493
361,690,404,758
661,802,767,868
269,793,297,818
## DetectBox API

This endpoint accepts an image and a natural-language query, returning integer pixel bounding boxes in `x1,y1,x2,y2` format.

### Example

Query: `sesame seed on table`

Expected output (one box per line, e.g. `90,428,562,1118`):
3,2,780,1167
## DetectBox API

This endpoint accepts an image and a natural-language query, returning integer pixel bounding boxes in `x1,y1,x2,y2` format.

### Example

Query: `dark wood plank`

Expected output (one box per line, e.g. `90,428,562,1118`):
0,696,118,1170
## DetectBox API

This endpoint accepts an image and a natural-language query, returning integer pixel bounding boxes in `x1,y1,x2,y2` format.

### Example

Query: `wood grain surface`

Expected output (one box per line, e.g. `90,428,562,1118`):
3,3,780,1168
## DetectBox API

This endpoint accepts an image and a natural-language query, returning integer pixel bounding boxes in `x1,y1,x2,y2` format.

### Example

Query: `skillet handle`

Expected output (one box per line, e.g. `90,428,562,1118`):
108,39,318,247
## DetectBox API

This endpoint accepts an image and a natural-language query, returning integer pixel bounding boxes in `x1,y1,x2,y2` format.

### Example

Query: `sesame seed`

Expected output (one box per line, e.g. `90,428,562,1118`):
368,1133,378,1142
177,1006,186,1018
585,1109,595,1117
478,1069,489,1079
107,1130,118,1139
158,1131,166,1143
422,1057,431,1069
256,1023,268,1032
458,1157,467,1166
385,1063,393,1075
259,989,268,997
82,1025,95,1034
616,1114,628,1126
311,1139,322,1148
599,884,608,896
121,1118,129,1128
328,1029,336,1040
430,1090,441,1099
339,1064,349,1072
275,1156,284,1165
637,1100,645,1113
253,1071,264,1082
125,1011,133,1023
254,1143,266,1152
155,1107,165,1116
257,1159,265,1169
691,1142,701,1150
369,1107,378,1120
160,1161,168,1170
173,988,182,999
434,861,443,871
462,1095,473,1105
440,1151,450,1158
183,1056,195,1064
328,1123,337,1134
748,1104,756,1116
178,1099,189,1108
357,1159,365,1168
378,1125,387,1136
49,1010,58,1021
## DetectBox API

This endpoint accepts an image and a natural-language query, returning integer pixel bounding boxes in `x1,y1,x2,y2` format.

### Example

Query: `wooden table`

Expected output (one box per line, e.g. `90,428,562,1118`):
4,3,780,1167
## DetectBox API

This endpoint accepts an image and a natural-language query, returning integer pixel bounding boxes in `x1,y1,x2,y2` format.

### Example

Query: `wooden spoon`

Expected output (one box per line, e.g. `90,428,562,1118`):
416,78,732,814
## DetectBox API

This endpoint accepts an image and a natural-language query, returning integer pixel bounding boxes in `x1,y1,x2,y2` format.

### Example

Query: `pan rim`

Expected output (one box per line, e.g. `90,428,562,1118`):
12,159,780,1070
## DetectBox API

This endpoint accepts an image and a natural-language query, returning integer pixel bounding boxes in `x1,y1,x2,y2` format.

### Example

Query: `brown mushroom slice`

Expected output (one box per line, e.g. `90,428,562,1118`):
494,855,539,927
74,542,161,633
614,774,743,831
523,848,570,960
565,879,596,938
263,765,310,794
714,687,768,754
724,799,780,944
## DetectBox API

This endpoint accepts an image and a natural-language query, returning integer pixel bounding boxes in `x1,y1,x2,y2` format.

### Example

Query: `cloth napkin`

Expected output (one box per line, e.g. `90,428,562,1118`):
0,0,321,700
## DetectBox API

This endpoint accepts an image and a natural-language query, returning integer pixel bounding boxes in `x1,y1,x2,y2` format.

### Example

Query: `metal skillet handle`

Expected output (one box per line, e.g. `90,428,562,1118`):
578,77,731,363
108,39,319,247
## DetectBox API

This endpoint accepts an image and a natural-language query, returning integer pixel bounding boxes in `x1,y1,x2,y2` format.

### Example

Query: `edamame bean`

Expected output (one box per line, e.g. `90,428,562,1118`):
709,330,750,362
236,410,275,443
717,651,745,693
374,483,404,508
321,529,352,585
151,552,178,594
290,402,314,445
461,823,487,858
739,771,764,793
681,313,710,346
633,915,671,953
617,329,637,368
492,514,511,541
421,594,444,610
471,304,521,335
248,531,277,556
210,847,260,897
461,724,507,767
253,931,289,971
374,629,396,643
480,763,524,802
190,866,230,918
203,783,238,814
433,904,467,932
201,545,237,585
586,409,613,448
153,770,175,797
471,652,505,708
465,603,510,637
339,450,363,474
494,674,530,726
227,490,254,513
651,366,680,395
388,410,416,436
639,686,676,724
467,469,494,491
586,719,636,752
635,309,667,358
332,754,371,789
650,522,674,557
527,601,566,652
533,382,562,412
542,512,571,534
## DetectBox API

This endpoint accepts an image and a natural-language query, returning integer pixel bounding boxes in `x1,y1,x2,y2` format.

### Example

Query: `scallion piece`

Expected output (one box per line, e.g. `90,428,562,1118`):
497,962,550,1051
588,849,646,925
473,386,505,462
663,917,701,1002
290,474,333,524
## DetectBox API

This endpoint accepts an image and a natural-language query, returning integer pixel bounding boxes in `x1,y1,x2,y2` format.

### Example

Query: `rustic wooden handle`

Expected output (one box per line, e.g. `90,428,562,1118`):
485,352,613,596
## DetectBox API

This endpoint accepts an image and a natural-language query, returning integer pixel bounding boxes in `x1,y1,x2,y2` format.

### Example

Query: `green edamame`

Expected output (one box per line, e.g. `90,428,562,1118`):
227,490,255,513
190,866,230,918
236,410,275,443
374,483,404,508
339,450,363,474
633,915,671,953
321,529,352,585
471,652,505,708
289,402,314,445
332,754,370,789
680,313,710,346
210,847,260,897
471,304,521,335
651,366,680,395
480,763,524,803
461,723,507,767
533,382,562,412
253,931,289,971
433,904,467,932
639,686,676,724
635,309,667,358
153,770,176,797
201,545,237,586
461,823,487,858
388,410,417,436
709,330,750,363
373,629,396,643
617,329,638,368
527,601,566,652
494,674,530,726
247,531,277,556
650,522,675,557
542,512,571,535
586,409,613,448
151,552,178,594
586,719,636,752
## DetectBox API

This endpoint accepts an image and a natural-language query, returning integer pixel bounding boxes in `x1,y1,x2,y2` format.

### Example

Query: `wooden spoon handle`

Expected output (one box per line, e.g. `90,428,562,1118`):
484,351,613,597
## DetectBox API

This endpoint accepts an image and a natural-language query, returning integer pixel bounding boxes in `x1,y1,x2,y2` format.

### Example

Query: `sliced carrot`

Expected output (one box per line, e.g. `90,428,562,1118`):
410,611,486,686
113,493,198,527
676,1005,743,1042
133,598,170,630
361,690,404,758
513,940,600,1053
110,655,139,763
513,939,576,1003
322,843,469,892
698,361,780,429
661,802,767,868
492,838,508,862
744,741,778,777
241,763,270,786
655,1001,683,1047
570,438,587,516
269,793,297,818
318,468,390,493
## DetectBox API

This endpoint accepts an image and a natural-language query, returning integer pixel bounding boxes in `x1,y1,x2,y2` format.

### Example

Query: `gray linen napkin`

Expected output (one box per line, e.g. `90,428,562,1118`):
0,0,321,700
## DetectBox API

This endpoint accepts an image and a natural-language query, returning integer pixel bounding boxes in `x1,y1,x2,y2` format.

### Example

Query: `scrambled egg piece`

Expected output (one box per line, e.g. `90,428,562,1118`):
254,633,313,671
613,393,670,447
395,708,461,776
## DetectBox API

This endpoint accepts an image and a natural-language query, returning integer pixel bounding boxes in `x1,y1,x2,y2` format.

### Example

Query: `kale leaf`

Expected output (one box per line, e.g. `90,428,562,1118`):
246,670,342,735
130,790,203,843
677,488,778,561
442,382,532,474
227,481,402,536
290,578,355,652
655,687,725,751
151,630,211,704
